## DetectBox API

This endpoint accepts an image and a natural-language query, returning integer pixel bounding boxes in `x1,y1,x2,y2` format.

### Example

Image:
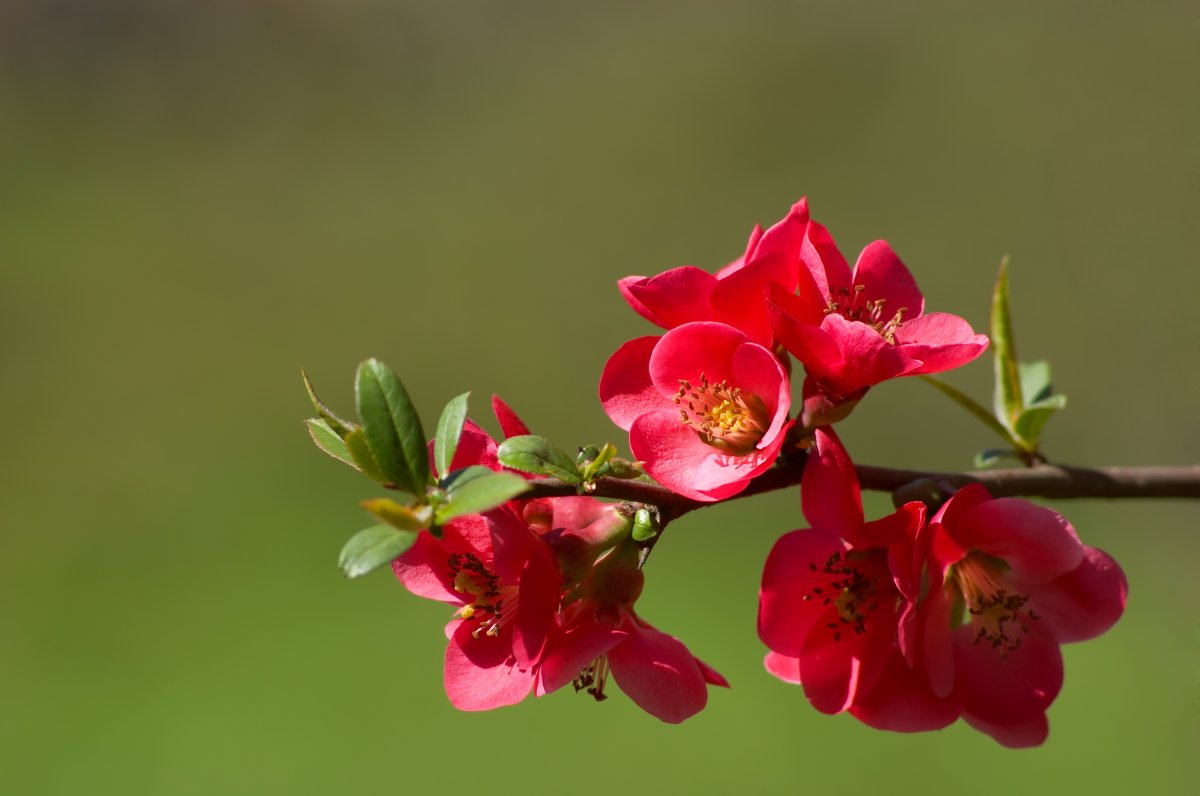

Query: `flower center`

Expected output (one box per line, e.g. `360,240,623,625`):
674,373,769,454
801,549,887,642
573,654,611,702
827,284,906,343
951,553,1038,658
448,552,518,639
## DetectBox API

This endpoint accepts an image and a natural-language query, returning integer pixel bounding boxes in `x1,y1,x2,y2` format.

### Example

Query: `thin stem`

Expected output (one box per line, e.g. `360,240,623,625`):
522,457,1200,522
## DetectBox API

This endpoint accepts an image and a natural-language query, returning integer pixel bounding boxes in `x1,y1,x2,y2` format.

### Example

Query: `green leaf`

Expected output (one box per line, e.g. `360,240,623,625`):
355,359,429,495
305,418,359,470
919,375,1016,447
439,464,494,491
435,471,530,524
301,369,357,437
990,257,1023,430
338,524,418,579
1014,394,1068,447
345,428,389,483
1018,360,1053,406
434,392,471,478
580,442,618,482
973,448,1024,469
497,435,583,483
361,498,429,531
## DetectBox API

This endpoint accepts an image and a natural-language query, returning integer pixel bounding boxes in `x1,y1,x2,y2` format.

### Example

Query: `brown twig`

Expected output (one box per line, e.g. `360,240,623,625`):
522,458,1200,522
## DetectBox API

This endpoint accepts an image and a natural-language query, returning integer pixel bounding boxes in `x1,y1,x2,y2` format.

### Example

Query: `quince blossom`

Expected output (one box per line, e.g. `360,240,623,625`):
600,321,792,501
619,199,809,347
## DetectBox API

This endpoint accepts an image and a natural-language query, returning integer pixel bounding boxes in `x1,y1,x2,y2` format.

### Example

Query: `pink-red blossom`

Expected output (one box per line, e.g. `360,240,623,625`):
769,217,987,421
618,199,809,347
903,484,1127,747
600,321,793,501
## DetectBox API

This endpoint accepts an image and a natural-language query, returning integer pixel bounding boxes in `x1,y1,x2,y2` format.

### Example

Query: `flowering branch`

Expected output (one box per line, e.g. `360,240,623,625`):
522,459,1200,520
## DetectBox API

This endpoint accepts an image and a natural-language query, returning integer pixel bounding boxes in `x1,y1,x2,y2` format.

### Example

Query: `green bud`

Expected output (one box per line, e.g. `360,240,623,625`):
631,508,658,542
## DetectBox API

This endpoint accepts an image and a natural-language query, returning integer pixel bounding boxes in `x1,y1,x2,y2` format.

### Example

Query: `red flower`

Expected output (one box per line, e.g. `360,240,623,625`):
769,217,987,417
757,429,946,725
908,484,1128,747
618,199,809,347
536,542,729,724
600,321,792,501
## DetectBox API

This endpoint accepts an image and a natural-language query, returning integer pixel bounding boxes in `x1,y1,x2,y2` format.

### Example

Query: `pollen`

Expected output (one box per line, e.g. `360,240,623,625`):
673,373,769,454
828,284,907,343
952,553,1037,659
574,655,611,702
448,552,517,639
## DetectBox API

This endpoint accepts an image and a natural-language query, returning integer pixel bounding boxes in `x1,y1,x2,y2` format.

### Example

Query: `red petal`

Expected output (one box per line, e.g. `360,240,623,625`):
607,622,710,723
801,427,864,533
893,312,989,374
764,651,802,684
800,218,851,301
951,499,1084,583
921,581,957,699
625,266,718,329
953,622,1062,725
819,313,922,394
444,622,535,711
851,240,925,319
536,619,626,696
618,275,667,327
491,394,531,438
392,531,459,603
1023,547,1128,643
729,341,791,442
511,542,561,668
849,649,962,732
963,711,1050,748
599,335,663,432
648,321,747,396
630,410,765,501
797,602,895,715
758,529,848,657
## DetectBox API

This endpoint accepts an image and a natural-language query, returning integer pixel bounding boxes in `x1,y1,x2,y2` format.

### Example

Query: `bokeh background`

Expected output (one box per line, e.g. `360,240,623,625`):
2,1,1197,793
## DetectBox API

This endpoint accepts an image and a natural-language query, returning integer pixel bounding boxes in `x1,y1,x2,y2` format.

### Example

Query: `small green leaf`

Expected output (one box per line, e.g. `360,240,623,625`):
606,458,644,479
355,359,430,495
305,418,359,470
973,448,1024,469
990,257,1023,430
1014,394,1068,447
920,375,1016,447
302,369,357,437
439,464,494,491
497,435,583,483
361,498,429,531
435,471,531,524
580,443,618,482
1018,360,1053,406
345,428,389,483
434,392,471,478
338,525,418,579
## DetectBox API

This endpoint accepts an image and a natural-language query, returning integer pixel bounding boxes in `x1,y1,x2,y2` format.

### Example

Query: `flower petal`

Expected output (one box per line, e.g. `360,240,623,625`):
953,622,1062,725
801,427,864,533
1023,547,1128,643
511,541,560,668
648,321,747,397
893,312,989,374
536,620,626,696
729,340,791,443
849,649,962,733
599,335,662,432
800,218,851,301
624,266,718,329
797,601,895,715
618,275,667,327
607,622,710,723
951,499,1084,583
764,651,802,684
851,240,925,320
758,529,848,657
491,394,531,438
630,409,765,501
444,622,535,711
392,531,460,603
963,711,1050,748
818,313,922,394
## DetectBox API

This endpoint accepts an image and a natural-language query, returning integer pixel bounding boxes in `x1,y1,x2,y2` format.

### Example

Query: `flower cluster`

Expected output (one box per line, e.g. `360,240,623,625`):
317,197,1127,746
392,398,727,723
601,199,1125,746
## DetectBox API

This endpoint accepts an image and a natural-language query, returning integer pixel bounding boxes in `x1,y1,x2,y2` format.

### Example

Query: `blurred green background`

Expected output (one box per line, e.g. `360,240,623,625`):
2,1,1197,793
